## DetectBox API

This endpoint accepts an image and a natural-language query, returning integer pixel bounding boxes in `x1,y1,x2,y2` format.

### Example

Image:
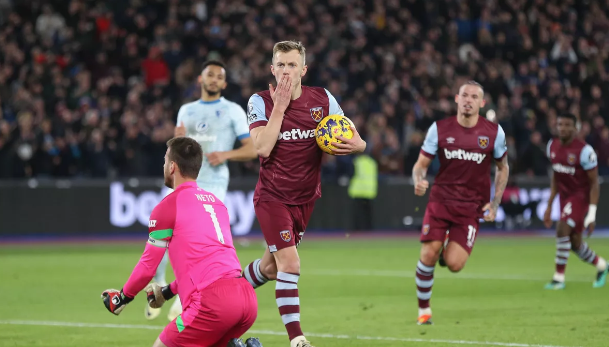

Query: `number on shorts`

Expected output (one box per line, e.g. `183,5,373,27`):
563,202,572,216
467,225,477,245
203,204,224,244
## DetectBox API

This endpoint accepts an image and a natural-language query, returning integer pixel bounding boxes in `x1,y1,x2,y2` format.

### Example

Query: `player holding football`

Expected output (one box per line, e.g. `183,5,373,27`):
543,113,609,290
101,137,260,347
242,40,366,347
149,60,257,321
412,81,510,325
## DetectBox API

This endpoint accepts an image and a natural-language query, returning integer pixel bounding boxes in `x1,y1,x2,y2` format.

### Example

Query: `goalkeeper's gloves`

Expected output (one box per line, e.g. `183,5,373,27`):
145,283,176,309
101,289,133,315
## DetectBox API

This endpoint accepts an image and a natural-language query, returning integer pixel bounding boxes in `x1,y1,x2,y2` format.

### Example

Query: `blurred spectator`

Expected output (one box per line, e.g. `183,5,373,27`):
35,5,65,41
0,0,608,179
597,127,609,176
403,131,424,174
142,46,170,87
520,131,549,177
500,178,539,230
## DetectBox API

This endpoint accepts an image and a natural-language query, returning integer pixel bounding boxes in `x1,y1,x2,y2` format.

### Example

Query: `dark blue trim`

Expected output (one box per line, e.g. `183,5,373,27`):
237,133,251,140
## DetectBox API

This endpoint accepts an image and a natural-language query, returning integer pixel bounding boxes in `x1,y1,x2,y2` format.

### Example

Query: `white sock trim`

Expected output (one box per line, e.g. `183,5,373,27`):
277,272,300,284
418,307,432,317
553,273,565,282
596,257,607,272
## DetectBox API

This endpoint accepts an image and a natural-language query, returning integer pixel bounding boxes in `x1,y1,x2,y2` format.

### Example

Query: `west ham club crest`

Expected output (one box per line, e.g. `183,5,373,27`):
310,107,323,122
280,230,292,242
422,224,430,235
568,154,576,165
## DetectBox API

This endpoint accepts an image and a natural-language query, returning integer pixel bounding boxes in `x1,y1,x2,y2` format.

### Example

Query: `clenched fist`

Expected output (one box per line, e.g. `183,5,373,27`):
415,179,429,196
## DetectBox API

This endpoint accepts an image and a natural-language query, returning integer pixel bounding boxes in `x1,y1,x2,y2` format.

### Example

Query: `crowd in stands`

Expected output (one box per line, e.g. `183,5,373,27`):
1,0,609,179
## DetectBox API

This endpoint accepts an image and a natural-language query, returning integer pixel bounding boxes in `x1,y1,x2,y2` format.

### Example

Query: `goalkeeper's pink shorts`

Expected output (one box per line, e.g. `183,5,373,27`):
159,277,258,347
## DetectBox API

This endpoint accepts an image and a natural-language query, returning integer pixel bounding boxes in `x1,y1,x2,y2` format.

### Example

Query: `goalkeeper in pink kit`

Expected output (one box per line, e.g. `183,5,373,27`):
101,137,261,347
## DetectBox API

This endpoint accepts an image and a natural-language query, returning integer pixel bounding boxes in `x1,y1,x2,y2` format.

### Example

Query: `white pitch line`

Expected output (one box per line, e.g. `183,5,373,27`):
307,269,593,282
0,320,582,347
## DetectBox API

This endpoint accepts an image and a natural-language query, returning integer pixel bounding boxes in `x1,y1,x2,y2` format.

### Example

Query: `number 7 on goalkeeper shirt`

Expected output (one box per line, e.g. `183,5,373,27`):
101,137,258,347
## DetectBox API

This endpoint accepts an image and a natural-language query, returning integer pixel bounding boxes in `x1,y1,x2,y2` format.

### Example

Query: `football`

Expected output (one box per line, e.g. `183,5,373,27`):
315,114,354,155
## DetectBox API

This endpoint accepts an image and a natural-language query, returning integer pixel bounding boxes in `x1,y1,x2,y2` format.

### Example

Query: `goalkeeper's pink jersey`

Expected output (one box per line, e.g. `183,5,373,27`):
123,181,242,309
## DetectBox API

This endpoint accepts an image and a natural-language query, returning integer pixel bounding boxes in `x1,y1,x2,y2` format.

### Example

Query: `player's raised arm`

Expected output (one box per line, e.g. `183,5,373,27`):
484,125,509,222
248,75,292,158
413,122,438,196
582,145,600,235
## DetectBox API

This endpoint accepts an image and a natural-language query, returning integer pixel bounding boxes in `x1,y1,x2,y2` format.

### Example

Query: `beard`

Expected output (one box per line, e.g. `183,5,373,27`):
163,170,173,189
461,107,477,117
559,132,574,143
203,85,221,97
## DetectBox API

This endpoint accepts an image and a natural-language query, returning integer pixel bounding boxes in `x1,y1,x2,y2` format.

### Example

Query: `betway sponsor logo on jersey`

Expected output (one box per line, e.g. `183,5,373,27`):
552,163,576,175
444,148,486,164
277,128,316,141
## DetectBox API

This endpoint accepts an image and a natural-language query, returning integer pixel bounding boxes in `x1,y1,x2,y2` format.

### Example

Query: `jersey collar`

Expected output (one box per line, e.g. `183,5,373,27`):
199,97,222,105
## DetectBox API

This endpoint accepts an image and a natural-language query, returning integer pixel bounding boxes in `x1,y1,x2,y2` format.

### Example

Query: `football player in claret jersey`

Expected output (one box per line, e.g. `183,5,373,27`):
543,113,608,290
412,81,510,325
242,40,366,347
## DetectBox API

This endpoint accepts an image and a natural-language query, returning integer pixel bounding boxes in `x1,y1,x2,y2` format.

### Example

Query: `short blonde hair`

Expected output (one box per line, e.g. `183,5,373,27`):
272,40,306,65
460,80,485,97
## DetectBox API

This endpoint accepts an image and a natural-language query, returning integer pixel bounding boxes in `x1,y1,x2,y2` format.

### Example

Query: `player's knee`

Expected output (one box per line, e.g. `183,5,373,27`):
152,337,167,347
420,243,441,265
571,241,581,252
277,259,300,275
446,260,465,273
570,237,581,251
557,222,571,237
273,246,301,274
261,262,278,280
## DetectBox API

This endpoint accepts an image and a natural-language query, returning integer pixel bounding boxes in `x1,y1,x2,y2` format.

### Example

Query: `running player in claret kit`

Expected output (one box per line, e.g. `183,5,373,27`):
242,40,367,347
101,137,261,347
543,113,609,290
148,60,257,322
412,81,510,325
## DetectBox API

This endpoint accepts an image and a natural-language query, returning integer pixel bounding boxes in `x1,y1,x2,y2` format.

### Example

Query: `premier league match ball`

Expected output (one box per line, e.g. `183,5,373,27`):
315,114,354,155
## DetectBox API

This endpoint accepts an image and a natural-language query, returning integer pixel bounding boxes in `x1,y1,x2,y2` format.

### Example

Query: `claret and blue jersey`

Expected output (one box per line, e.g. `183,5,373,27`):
420,116,507,210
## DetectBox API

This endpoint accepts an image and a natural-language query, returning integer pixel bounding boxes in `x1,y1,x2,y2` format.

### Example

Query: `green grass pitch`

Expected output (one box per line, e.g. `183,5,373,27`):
1,236,609,347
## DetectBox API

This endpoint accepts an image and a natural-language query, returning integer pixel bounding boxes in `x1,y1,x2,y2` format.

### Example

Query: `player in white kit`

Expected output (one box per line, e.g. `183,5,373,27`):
146,60,257,322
